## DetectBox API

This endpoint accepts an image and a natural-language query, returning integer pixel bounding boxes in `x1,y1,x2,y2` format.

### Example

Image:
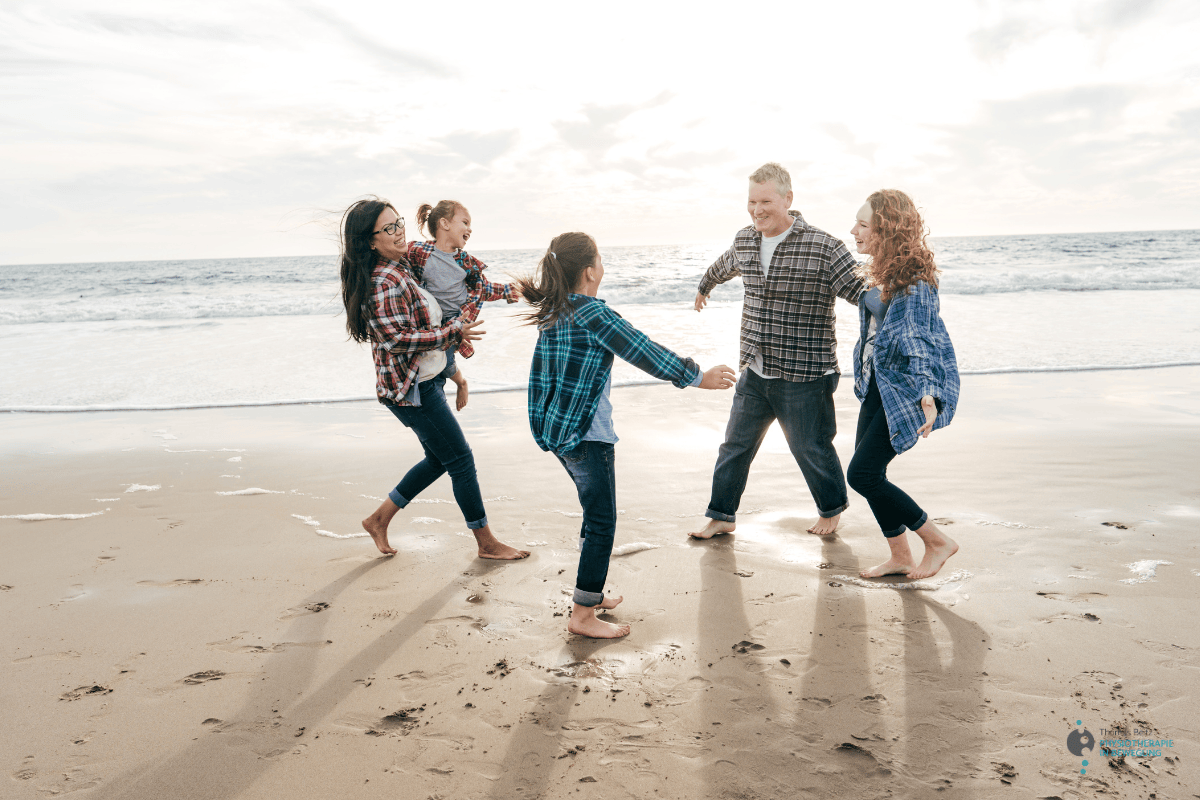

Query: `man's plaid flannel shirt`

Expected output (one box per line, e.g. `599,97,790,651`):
528,294,699,454
697,212,865,381
367,258,464,406
405,241,518,359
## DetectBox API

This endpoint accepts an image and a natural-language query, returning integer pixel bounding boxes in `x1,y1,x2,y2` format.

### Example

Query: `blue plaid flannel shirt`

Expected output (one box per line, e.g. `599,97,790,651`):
853,280,960,454
528,294,700,454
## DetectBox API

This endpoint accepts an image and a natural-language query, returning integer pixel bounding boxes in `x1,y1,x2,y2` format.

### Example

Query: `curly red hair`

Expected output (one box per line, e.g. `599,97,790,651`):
861,189,938,302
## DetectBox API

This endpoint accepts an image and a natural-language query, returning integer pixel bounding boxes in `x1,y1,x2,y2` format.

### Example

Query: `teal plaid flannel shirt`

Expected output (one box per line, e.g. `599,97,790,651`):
528,294,699,454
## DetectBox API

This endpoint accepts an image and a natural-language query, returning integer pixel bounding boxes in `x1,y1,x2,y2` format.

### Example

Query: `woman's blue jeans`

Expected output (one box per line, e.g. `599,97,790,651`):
706,370,849,522
554,441,616,607
385,376,487,530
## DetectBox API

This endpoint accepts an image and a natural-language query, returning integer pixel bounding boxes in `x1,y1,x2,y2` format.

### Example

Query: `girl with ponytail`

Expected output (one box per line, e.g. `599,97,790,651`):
516,233,736,638
403,200,520,411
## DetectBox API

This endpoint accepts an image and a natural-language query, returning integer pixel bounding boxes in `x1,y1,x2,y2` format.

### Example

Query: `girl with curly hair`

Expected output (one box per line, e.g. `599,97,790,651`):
848,190,961,580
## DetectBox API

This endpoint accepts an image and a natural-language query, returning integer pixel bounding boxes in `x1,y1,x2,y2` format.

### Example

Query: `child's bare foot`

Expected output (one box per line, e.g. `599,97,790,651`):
452,377,468,411
361,516,397,555
473,527,531,560
362,499,400,555
860,558,914,578
908,524,958,580
568,603,630,639
807,513,840,535
689,519,735,539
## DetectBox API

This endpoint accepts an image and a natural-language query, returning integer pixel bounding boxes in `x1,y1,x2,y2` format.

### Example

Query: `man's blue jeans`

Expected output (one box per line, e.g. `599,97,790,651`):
385,375,488,530
554,441,616,607
706,370,849,522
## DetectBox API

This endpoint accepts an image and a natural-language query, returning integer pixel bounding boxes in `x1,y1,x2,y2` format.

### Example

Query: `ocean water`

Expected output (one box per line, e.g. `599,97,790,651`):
2,229,1198,411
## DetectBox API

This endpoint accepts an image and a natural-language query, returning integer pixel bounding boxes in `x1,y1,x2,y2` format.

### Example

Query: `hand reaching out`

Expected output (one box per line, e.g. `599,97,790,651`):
460,318,486,344
700,364,736,390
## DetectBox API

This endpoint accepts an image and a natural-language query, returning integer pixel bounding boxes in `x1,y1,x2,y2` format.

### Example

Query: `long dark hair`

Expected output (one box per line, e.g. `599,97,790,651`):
514,232,598,328
340,196,396,343
416,200,465,241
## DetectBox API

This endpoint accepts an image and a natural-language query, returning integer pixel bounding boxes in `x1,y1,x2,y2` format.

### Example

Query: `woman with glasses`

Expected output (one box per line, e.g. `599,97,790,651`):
339,196,530,560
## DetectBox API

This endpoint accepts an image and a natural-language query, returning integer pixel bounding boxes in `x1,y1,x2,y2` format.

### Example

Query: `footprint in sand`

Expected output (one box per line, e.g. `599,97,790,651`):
279,601,331,619
182,670,225,685
207,635,333,654
60,685,113,701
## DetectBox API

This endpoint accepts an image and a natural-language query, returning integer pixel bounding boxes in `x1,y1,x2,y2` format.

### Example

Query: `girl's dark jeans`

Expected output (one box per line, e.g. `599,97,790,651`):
385,375,487,529
847,375,927,538
554,441,616,607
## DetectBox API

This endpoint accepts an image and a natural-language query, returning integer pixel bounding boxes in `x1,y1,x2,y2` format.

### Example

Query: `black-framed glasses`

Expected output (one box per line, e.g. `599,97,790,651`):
373,217,405,236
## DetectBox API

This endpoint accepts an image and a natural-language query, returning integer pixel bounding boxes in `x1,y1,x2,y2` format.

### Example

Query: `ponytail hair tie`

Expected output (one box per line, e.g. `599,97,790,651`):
550,251,557,258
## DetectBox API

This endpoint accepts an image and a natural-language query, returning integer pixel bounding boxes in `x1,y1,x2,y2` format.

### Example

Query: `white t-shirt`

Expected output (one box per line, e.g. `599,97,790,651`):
748,226,793,380
413,284,448,380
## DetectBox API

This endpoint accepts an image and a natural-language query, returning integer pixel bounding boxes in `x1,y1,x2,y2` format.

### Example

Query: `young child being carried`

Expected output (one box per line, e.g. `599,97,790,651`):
516,232,735,639
405,200,520,410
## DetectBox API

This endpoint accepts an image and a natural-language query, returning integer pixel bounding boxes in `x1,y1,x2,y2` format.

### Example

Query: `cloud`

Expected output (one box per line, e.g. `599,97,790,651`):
1076,0,1166,34
81,13,242,42
968,17,1045,62
301,6,455,79
820,123,877,162
937,85,1139,186
553,91,674,162
438,130,519,166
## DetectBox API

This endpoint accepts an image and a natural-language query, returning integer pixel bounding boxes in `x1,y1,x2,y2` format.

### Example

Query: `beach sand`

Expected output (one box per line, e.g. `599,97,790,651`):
3,368,1198,799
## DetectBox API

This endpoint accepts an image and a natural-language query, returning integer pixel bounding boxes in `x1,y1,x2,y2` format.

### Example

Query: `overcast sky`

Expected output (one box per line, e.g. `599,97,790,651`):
2,0,1198,264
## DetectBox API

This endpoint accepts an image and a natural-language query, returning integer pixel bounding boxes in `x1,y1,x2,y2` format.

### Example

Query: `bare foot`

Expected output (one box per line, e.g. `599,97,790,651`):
807,513,840,536
361,515,397,555
860,558,914,578
908,524,959,580
689,519,735,539
597,594,624,610
473,527,531,560
568,604,630,639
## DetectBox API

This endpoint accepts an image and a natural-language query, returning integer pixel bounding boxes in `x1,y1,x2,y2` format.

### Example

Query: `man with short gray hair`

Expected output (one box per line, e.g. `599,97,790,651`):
690,162,864,539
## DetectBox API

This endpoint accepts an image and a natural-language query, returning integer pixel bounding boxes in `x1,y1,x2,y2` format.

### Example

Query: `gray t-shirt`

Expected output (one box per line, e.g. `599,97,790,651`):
861,286,889,380
423,248,470,316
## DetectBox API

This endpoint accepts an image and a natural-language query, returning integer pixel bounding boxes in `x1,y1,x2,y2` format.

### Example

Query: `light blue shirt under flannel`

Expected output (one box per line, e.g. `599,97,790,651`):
529,294,701,454
853,280,960,454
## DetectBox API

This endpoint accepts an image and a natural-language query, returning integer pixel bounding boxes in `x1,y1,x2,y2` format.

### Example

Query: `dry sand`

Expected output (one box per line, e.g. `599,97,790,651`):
2,368,1198,799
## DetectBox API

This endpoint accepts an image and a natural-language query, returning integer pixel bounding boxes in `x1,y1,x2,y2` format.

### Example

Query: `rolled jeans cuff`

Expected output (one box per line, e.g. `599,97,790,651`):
705,508,736,523
388,489,410,508
819,501,850,518
883,511,927,539
465,516,488,530
573,588,605,607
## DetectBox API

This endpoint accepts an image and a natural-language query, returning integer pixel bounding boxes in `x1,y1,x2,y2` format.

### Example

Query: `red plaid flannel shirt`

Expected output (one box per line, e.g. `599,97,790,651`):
404,241,518,358
367,258,464,406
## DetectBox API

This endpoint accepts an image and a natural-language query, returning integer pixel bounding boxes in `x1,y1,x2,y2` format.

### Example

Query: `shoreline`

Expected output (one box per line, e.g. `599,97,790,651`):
7,359,1200,414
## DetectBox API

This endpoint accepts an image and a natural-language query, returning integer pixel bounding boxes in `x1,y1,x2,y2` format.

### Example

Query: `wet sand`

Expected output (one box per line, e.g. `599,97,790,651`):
2,368,1198,799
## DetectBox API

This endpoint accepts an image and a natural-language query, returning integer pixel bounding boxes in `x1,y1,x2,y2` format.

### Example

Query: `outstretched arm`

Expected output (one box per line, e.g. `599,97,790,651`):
694,245,741,312
828,241,867,305
579,304,700,387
